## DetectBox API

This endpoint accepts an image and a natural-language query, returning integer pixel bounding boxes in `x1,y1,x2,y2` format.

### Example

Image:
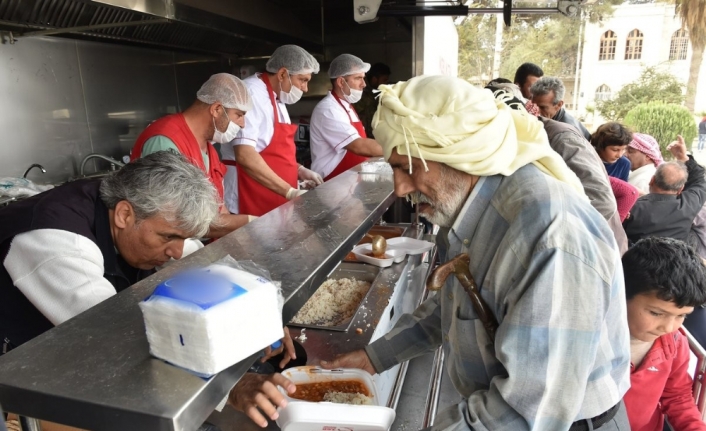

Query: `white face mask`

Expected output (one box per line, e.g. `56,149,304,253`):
279,71,303,105
212,109,240,144
343,79,363,104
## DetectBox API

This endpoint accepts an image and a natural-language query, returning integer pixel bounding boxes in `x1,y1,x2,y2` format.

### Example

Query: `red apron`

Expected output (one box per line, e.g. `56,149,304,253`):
131,113,226,201
324,93,370,181
234,75,299,216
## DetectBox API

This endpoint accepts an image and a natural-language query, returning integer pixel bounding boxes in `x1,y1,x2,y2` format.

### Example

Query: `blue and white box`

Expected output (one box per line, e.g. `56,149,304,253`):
139,264,283,376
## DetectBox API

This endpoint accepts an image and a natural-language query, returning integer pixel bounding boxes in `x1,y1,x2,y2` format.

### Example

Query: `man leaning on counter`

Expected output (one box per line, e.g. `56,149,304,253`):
0,153,299,431
221,45,324,216
131,73,255,237
309,53,383,181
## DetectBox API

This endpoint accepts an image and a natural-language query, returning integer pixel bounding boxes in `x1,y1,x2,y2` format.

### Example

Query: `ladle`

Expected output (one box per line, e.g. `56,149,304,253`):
365,234,387,257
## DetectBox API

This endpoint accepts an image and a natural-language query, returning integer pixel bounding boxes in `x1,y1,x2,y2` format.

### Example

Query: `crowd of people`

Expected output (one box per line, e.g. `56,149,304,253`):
2,53,706,431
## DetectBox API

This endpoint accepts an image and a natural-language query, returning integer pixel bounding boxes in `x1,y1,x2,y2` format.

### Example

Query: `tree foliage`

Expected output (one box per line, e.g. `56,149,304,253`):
457,14,497,82
456,0,623,84
674,0,706,112
499,15,580,80
623,102,698,156
595,67,685,121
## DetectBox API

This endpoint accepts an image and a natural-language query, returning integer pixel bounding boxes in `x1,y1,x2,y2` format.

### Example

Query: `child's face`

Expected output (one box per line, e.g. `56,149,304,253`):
597,145,627,164
627,292,694,342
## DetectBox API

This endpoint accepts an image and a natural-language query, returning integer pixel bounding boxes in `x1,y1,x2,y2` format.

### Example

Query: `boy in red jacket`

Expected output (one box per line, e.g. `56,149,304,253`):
623,237,706,431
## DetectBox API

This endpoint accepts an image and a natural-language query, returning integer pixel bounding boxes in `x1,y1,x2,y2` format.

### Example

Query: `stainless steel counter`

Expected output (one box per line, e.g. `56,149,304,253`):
0,167,395,431
206,233,436,431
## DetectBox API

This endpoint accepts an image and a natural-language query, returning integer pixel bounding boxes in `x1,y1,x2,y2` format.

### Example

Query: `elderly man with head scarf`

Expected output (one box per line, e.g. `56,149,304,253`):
625,133,664,194
322,75,631,430
309,54,383,181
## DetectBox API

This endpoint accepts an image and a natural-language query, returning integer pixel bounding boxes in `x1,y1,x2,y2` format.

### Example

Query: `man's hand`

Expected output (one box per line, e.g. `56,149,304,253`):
298,166,323,185
261,327,296,369
228,373,296,428
286,187,307,200
667,135,689,162
319,349,376,375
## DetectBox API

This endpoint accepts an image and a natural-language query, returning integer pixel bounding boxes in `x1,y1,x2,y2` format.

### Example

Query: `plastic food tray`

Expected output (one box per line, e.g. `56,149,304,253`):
351,244,405,267
277,367,396,431
386,237,435,255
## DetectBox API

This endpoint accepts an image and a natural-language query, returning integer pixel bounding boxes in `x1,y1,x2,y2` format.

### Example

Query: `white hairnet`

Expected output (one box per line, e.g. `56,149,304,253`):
266,45,320,76
328,54,371,79
196,73,252,112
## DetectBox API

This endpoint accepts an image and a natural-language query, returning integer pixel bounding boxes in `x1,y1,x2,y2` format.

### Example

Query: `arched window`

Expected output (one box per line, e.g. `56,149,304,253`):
595,84,612,101
599,30,617,61
625,29,644,60
669,29,689,60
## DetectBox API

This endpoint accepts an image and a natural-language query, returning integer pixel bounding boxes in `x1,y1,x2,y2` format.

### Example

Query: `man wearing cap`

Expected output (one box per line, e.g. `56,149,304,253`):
221,45,323,216
322,76,631,430
625,133,664,194
131,73,252,237
310,54,383,181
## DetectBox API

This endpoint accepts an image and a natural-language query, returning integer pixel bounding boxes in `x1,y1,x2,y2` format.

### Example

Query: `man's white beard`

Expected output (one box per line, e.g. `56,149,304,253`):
406,169,470,228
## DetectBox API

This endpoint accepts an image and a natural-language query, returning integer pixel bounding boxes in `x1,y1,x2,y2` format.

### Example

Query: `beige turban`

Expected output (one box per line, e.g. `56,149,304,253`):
372,75,585,196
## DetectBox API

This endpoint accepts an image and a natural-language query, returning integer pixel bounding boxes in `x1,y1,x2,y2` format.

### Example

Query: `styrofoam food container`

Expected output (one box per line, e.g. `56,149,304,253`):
351,244,404,267
386,237,435,255
277,366,396,431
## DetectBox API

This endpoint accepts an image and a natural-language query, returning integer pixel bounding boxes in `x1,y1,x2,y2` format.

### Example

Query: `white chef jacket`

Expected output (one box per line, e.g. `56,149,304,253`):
310,92,362,179
222,73,292,214
628,163,656,195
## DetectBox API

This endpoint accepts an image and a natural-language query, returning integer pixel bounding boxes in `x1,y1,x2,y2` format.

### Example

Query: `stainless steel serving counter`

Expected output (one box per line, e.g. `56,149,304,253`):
206,233,436,431
0,166,395,431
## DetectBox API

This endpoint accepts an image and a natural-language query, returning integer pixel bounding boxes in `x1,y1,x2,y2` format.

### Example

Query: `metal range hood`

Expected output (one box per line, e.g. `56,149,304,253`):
0,0,322,58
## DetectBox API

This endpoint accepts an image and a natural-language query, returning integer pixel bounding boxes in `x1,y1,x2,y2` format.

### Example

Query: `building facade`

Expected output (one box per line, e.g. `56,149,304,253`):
577,2,705,128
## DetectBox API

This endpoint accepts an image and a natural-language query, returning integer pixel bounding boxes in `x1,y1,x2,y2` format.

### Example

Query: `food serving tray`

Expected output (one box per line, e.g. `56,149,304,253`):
287,262,381,332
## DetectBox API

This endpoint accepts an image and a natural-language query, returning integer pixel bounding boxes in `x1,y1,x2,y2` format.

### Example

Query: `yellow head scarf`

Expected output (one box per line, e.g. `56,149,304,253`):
372,75,585,196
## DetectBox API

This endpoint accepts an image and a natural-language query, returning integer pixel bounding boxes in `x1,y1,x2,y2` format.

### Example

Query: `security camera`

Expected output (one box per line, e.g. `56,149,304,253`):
353,0,383,23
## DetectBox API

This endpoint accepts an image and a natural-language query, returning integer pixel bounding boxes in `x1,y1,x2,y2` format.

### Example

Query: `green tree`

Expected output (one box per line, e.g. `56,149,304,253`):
457,15,497,82
674,0,706,112
499,15,581,80
596,67,685,121
623,102,698,156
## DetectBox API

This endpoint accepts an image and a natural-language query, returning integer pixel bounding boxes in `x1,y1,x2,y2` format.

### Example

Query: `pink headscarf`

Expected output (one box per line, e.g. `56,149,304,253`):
609,177,639,222
628,133,664,167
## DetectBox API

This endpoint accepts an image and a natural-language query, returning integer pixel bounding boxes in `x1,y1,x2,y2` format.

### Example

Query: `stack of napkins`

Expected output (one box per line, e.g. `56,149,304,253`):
139,264,283,376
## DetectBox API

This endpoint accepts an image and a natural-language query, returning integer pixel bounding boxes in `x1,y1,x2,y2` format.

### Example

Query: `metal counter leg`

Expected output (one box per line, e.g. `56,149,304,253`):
18,417,41,431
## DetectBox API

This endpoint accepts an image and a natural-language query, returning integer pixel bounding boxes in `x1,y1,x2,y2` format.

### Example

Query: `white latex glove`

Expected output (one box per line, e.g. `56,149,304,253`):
247,215,259,222
298,165,323,185
300,180,318,190
286,187,307,200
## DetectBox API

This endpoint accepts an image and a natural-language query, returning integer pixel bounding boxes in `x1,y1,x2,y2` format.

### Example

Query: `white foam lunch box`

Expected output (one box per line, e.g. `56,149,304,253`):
352,244,405,267
276,366,396,431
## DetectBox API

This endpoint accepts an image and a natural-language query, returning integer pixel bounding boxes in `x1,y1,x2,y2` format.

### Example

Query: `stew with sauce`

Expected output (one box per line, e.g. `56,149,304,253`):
290,380,370,402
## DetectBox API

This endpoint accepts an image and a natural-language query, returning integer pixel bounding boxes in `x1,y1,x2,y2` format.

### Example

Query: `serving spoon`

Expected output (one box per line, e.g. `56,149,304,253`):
365,234,387,257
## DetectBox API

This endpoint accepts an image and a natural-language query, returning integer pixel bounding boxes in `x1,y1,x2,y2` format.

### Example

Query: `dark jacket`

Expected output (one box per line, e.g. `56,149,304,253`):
0,180,153,352
623,156,706,244
699,120,706,135
539,117,628,255
553,107,592,141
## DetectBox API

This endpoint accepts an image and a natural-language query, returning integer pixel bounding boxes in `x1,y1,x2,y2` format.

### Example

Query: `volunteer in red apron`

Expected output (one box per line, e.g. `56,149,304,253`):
131,73,254,237
222,45,323,216
310,54,383,181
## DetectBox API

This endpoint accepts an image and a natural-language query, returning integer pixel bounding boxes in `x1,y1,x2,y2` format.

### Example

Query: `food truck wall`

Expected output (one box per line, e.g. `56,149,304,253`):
0,0,440,186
